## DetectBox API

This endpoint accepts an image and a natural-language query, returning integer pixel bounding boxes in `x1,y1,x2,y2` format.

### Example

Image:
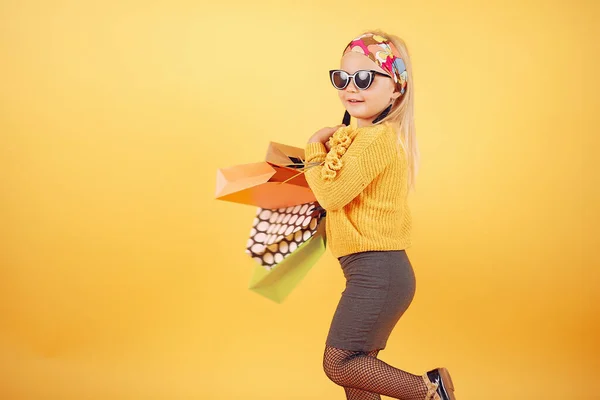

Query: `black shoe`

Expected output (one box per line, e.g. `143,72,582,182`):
424,367,456,400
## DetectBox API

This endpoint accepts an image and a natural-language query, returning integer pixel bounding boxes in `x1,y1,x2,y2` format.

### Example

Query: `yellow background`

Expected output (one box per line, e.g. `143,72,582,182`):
1,0,598,399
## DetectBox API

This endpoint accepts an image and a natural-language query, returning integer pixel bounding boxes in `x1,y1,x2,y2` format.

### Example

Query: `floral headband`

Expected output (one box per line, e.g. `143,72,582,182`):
343,33,408,95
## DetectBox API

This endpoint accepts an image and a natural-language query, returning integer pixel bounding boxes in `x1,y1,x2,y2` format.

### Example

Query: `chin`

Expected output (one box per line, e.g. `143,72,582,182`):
347,109,373,119
348,111,378,121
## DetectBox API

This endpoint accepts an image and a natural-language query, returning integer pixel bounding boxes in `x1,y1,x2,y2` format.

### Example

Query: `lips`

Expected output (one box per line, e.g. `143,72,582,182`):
347,99,363,104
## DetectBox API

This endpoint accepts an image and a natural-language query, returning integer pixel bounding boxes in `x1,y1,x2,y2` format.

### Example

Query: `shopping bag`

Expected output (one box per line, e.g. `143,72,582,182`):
246,202,323,269
264,141,307,169
215,142,319,209
248,214,326,303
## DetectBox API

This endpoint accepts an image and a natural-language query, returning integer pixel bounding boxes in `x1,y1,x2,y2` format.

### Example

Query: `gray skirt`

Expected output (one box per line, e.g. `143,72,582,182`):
325,250,416,352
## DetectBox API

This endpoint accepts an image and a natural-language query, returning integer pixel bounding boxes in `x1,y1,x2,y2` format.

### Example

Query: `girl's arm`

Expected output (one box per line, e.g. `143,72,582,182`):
303,127,397,211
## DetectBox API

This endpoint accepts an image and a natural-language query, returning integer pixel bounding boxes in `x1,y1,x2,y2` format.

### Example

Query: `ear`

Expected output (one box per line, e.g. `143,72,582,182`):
391,90,402,101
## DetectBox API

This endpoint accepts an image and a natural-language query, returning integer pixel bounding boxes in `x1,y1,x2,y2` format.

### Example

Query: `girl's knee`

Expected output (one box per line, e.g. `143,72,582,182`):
322,355,341,383
322,345,355,384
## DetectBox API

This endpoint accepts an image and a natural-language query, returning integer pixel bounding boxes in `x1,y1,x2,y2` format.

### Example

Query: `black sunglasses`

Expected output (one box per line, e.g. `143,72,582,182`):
329,69,392,90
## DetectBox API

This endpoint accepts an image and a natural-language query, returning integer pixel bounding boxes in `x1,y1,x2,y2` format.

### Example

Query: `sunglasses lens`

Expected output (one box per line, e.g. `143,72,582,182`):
354,70,372,89
331,71,348,89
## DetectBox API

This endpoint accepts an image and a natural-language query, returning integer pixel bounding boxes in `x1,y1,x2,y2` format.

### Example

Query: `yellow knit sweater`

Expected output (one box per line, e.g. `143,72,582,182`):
304,122,412,258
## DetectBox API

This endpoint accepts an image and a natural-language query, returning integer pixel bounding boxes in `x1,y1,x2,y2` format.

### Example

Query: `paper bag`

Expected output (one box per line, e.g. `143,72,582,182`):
215,142,319,209
248,215,326,303
246,202,323,270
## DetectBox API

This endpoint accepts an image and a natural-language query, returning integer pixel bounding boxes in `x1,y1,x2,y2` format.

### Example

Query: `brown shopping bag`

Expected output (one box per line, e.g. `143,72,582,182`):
215,142,320,209
246,202,327,303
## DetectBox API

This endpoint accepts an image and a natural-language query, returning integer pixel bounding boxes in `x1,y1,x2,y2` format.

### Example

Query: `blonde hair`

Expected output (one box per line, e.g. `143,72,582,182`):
353,29,420,192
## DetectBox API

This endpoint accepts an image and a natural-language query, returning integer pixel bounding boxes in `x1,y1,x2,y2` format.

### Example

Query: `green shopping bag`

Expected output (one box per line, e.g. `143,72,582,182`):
248,216,326,303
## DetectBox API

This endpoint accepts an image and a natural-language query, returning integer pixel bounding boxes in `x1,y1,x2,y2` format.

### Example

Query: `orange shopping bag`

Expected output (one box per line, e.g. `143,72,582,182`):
215,142,320,209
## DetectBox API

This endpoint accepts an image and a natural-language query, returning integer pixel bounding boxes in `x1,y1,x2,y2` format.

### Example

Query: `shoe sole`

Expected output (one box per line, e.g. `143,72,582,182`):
438,367,456,400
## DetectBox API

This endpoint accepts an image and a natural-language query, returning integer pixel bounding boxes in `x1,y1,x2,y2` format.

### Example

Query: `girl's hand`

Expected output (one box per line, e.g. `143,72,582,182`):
308,124,345,148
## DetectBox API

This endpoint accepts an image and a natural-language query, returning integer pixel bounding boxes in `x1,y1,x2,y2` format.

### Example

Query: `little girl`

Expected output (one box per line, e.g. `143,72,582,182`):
304,31,457,400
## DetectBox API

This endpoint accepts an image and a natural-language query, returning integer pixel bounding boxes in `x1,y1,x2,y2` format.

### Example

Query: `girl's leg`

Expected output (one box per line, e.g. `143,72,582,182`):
323,345,429,400
343,349,382,400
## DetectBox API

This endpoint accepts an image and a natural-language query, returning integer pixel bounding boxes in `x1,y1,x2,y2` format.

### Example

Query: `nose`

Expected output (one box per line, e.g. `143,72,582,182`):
345,77,359,92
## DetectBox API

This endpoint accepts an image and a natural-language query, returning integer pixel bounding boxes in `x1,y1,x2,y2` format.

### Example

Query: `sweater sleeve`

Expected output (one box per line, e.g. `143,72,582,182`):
303,127,397,211
305,142,328,164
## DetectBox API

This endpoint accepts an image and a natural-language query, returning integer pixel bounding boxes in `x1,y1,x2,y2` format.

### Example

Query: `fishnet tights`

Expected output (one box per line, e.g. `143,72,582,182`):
323,345,429,400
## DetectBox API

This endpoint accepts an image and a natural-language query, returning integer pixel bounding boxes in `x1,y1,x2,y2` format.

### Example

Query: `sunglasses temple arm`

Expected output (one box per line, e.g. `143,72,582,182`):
342,110,351,125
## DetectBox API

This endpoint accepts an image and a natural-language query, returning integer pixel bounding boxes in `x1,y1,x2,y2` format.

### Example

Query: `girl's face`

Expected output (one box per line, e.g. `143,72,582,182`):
337,51,401,127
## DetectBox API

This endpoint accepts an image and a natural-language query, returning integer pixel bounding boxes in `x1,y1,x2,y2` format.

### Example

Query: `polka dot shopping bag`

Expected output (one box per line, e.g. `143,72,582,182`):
246,202,326,303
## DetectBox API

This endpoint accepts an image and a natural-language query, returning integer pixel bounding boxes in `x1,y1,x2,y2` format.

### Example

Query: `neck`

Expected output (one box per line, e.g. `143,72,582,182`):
357,103,393,128
356,117,377,128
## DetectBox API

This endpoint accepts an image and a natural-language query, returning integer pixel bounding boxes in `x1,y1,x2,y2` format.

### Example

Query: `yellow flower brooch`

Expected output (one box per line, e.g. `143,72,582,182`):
321,125,358,182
